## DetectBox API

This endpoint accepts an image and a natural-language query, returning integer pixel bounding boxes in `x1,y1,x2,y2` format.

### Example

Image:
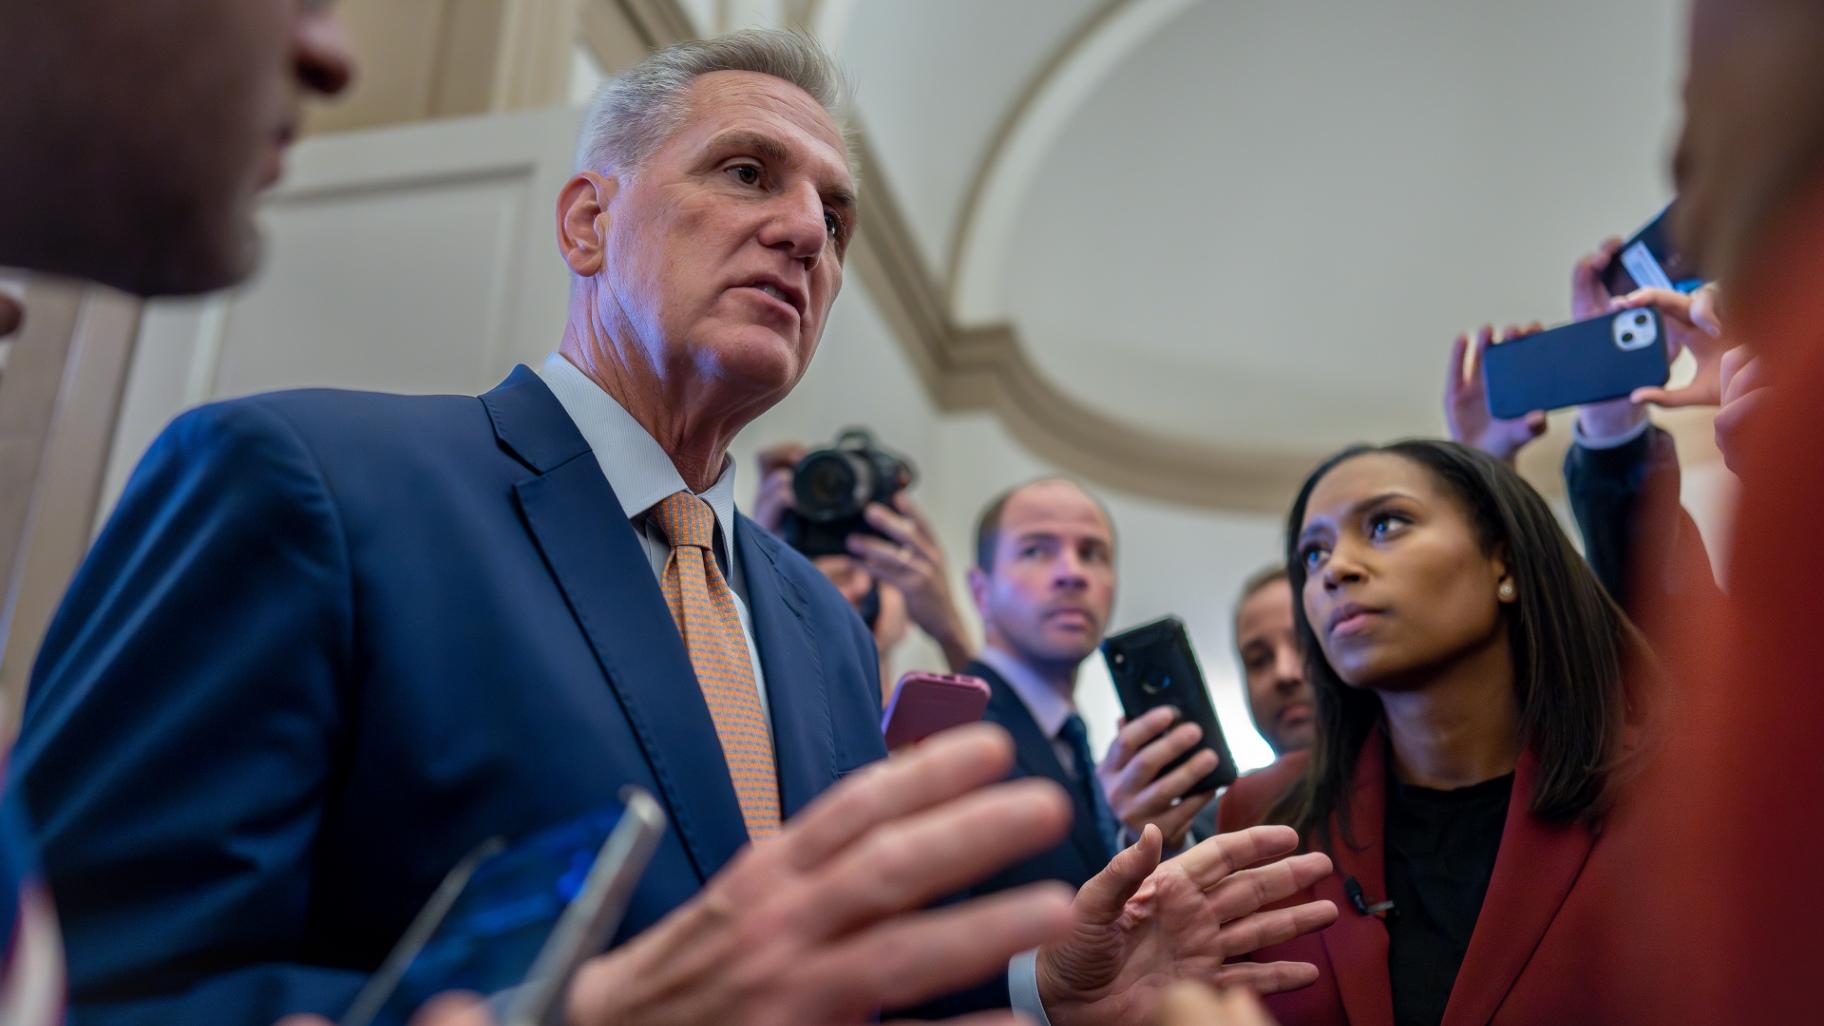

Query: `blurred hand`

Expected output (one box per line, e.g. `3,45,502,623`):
1444,323,1548,464
1712,343,1771,475
1571,239,1650,439
565,724,1075,1026
1097,708,1216,850
1158,983,1280,1026
1617,284,1738,410
274,993,492,1026
750,443,808,534
1036,826,1337,1026
0,291,21,337
847,494,974,672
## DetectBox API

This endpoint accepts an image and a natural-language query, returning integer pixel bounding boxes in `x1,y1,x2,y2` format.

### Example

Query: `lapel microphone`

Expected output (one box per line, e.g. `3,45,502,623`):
1344,876,1398,921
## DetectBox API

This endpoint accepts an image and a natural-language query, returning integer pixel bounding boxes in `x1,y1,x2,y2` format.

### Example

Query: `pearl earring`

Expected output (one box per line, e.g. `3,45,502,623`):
1499,581,1516,601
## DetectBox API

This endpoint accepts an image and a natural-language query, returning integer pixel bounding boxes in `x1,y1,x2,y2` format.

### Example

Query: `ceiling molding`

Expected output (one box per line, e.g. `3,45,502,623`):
948,0,1197,324
583,0,1319,515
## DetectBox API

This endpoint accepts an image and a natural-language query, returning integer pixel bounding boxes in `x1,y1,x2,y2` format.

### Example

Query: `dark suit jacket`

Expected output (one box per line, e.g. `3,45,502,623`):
1220,730,1642,1026
967,660,1110,895
13,367,888,1025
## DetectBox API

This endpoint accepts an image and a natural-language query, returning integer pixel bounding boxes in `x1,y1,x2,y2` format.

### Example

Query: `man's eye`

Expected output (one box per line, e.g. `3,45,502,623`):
824,210,843,240
728,164,761,186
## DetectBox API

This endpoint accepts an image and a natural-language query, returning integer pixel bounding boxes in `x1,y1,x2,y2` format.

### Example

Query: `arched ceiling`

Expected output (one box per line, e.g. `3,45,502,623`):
647,0,1697,502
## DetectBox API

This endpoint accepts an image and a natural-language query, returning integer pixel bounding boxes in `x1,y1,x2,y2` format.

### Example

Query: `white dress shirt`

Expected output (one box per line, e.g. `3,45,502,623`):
535,351,770,724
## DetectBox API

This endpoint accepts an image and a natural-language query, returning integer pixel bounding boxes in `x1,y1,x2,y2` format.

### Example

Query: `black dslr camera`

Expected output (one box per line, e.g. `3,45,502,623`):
778,428,915,559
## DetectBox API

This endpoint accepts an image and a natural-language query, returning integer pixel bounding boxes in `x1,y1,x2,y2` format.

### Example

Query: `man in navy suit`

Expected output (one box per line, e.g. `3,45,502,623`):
15,28,1336,1026
964,478,1224,895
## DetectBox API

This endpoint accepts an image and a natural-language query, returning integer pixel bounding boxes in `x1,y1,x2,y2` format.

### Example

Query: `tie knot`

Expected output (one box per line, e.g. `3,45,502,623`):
654,491,717,550
1059,714,1089,747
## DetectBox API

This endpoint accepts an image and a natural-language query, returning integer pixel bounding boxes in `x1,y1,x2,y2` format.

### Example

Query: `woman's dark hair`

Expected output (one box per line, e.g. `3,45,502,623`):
1265,439,1651,845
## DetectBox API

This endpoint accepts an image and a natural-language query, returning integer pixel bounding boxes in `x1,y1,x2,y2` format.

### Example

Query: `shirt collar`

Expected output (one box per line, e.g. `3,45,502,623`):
976,644,1078,740
536,351,741,565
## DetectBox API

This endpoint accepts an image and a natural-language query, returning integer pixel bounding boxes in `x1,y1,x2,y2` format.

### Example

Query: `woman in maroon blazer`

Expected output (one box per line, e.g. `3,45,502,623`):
1219,439,1653,1026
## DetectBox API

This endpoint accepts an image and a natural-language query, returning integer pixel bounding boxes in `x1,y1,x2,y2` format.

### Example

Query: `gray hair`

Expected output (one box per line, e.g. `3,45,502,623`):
575,29,854,179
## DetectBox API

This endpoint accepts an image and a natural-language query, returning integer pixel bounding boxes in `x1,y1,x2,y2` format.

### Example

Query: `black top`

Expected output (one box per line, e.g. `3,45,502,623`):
1383,770,1514,1026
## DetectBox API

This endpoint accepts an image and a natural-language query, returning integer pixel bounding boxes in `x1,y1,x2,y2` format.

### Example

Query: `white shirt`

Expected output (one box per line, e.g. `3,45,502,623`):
535,352,770,725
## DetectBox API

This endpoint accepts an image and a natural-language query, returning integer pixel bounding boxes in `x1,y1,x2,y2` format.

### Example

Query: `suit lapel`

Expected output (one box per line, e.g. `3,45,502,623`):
972,663,1106,876
1319,731,1397,1026
1441,749,1596,1026
736,519,838,820
482,367,750,883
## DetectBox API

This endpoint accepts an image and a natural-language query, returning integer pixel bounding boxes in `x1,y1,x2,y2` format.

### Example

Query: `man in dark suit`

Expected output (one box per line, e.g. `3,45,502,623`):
15,28,1335,1026
963,478,1223,894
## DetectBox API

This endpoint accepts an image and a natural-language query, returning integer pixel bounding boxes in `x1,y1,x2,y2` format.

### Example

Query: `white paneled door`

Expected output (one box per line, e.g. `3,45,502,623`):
98,106,584,526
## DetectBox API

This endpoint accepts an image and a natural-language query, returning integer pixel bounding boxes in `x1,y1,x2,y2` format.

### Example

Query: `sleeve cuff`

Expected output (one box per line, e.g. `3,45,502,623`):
1572,415,1653,451
1009,948,1055,1026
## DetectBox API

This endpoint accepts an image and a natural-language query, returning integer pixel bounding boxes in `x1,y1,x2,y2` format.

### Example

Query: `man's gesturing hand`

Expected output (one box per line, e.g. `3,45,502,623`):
565,724,1076,1026
1035,825,1336,1026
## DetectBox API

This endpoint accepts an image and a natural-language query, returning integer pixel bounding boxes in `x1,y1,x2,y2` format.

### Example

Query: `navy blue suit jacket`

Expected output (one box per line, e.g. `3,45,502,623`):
14,367,888,1025
967,661,1110,895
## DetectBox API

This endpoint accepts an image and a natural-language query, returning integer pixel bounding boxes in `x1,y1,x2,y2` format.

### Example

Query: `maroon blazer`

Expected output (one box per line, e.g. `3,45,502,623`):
1220,730,1640,1026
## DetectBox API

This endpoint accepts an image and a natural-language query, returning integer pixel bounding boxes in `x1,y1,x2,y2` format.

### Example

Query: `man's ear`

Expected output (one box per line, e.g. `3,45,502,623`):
966,566,990,615
556,171,619,277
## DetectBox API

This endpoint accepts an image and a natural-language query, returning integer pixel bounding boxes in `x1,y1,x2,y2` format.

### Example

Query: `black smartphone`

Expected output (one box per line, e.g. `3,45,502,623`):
340,790,666,1026
1601,202,1705,297
1101,616,1237,795
1482,309,1670,419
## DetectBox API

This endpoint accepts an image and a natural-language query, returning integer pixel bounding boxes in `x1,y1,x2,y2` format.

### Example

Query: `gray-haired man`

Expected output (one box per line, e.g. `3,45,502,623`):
17,30,1333,1026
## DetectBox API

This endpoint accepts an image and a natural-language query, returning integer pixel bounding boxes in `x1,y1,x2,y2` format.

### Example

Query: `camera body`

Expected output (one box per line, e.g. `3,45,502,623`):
778,428,915,559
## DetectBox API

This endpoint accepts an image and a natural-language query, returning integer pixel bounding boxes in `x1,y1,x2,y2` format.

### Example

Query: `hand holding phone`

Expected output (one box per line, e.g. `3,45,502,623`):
1482,309,1670,419
1102,617,1237,795
881,671,991,749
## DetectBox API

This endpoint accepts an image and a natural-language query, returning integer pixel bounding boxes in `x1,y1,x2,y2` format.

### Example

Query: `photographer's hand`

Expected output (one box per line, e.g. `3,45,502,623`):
848,494,974,673
1097,708,1215,850
750,443,808,534
1444,323,1548,464
1616,284,1738,410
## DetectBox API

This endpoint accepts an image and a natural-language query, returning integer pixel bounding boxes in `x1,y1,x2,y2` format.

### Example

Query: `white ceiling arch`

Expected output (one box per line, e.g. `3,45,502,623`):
946,0,1198,325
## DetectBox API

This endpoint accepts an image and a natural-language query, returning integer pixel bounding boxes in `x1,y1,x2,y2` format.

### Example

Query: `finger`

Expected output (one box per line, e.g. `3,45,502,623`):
1690,283,1726,337
798,884,1074,1018
1616,287,1696,325
808,777,1073,940
1207,852,1334,923
1715,387,1774,459
1522,410,1548,436
862,503,922,548
848,533,920,575
1217,900,1341,960
1130,747,1220,809
1101,706,1178,775
1721,352,1769,406
1211,960,1324,996
779,723,1019,870
407,993,493,1026
889,491,939,544
1148,791,1211,843
1628,383,1714,410
1070,824,1164,928
1119,722,1205,790
1597,235,1624,258
1177,825,1304,890
756,442,809,475
1445,332,1471,397
883,1016,1034,1026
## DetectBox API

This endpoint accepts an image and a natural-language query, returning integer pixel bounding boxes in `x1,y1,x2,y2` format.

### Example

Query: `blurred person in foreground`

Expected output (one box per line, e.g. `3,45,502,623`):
0,0,353,1021
13,28,1336,1026
1221,440,1657,1026
1601,0,1824,1020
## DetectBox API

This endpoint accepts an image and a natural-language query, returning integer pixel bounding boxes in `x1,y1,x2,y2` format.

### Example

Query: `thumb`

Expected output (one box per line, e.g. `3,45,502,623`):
1071,824,1163,927
1630,384,1710,410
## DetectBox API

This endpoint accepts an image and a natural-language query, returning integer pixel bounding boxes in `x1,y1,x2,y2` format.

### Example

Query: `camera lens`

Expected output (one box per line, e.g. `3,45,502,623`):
793,450,868,521
1635,314,1648,326
1622,332,1636,344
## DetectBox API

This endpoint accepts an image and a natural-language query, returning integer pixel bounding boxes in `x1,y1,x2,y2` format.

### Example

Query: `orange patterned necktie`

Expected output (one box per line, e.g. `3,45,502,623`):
652,491,781,838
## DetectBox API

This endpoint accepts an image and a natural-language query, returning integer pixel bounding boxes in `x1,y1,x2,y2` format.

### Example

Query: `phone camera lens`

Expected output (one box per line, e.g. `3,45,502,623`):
1622,332,1636,344
1634,314,1648,326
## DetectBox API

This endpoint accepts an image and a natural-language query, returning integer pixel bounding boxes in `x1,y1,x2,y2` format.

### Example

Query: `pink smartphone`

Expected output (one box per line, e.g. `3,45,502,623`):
882,671,991,749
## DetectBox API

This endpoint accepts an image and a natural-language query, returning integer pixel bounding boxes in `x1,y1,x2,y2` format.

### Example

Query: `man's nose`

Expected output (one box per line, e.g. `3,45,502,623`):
296,6,357,98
